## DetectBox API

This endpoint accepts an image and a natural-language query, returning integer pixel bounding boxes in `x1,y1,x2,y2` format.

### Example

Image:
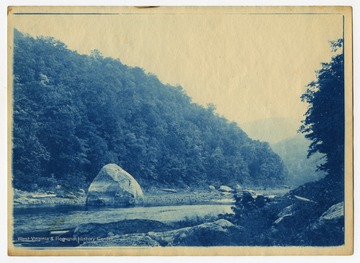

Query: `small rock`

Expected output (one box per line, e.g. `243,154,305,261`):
235,184,242,191
293,195,316,203
273,214,293,225
245,189,258,198
208,185,216,191
277,205,294,218
219,185,233,192
241,190,256,202
320,202,344,221
66,193,77,199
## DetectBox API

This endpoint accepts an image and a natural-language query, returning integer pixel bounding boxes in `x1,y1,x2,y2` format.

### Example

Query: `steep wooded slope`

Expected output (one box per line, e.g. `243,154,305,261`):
12,30,286,191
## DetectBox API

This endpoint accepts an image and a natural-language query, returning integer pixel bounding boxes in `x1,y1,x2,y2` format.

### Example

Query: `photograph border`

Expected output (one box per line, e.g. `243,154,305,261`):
7,5,354,256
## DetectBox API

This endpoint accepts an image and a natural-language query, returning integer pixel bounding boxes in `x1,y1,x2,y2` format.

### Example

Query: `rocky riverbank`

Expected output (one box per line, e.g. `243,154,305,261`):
12,187,237,208
13,185,290,208
12,189,87,208
78,219,241,247
12,184,344,247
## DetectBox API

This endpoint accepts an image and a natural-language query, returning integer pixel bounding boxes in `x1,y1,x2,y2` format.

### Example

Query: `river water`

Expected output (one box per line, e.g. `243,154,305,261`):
13,204,234,236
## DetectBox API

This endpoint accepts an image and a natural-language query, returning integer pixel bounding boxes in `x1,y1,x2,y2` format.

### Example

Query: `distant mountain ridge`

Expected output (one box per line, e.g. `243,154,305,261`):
240,118,325,186
271,134,325,186
240,118,301,144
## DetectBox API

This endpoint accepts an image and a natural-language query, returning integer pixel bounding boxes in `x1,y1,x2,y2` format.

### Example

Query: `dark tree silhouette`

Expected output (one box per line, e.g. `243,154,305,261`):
299,39,344,183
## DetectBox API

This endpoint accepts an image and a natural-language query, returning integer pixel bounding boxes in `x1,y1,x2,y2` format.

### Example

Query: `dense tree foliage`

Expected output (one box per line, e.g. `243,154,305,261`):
12,30,286,191
299,39,344,183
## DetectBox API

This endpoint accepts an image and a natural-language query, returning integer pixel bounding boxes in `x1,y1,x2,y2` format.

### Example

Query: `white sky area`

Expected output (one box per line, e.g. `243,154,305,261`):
12,9,343,126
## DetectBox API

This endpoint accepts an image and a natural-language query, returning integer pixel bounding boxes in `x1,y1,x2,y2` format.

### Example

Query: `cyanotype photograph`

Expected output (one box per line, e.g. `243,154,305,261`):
7,6,353,256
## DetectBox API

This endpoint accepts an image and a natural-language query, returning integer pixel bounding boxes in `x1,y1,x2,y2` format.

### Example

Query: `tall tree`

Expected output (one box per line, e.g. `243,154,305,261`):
299,39,344,182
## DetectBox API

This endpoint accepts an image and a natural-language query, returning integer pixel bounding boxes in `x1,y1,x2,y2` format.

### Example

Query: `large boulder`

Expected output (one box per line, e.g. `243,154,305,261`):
86,164,144,207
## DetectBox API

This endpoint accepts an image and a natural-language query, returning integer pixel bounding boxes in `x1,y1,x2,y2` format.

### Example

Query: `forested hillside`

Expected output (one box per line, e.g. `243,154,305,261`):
12,30,286,191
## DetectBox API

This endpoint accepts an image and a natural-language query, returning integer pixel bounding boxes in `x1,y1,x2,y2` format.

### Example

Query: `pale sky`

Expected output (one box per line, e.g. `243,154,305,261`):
11,7,343,125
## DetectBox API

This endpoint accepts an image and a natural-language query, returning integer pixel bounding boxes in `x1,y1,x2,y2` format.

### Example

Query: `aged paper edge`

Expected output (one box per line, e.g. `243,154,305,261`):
7,6,354,256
